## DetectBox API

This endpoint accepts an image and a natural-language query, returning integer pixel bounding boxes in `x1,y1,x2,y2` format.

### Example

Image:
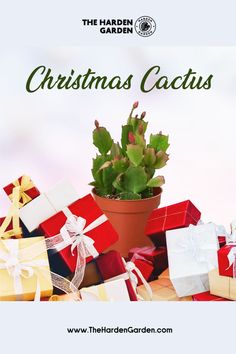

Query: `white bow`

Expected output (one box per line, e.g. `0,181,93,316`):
60,215,99,257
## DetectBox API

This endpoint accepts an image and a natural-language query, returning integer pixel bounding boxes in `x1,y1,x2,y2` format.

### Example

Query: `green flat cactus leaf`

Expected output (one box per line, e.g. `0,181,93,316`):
147,176,165,188
149,133,170,152
143,147,156,167
121,124,133,153
93,126,113,155
154,151,169,169
119,192,141,200
113,158,129,174
126,144,143,166
102,166,118,194
110,142,122,158
123,166,147,193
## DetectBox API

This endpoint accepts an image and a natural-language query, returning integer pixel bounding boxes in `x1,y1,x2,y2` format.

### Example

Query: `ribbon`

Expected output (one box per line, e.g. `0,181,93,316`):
0,186,22,240
0,238,49,300
45,209,107,293
9,175,34,207
123,259,153,301
103,258,153,301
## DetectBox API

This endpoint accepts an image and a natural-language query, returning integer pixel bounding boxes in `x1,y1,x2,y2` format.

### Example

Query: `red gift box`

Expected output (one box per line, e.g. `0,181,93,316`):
218,236,226,248
145,200,201,247
3,175,40,207
96,250,137,301
131,258,154,286
218,244,236,277
128,246,168,276
40,194,119,275
192,291,230,301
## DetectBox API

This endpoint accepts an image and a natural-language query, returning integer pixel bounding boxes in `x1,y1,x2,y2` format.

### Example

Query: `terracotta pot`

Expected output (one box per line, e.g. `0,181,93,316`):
92,188,162,256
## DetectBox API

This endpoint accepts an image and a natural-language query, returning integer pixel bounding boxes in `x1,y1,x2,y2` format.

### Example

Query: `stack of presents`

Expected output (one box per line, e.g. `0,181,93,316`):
0,175,235,301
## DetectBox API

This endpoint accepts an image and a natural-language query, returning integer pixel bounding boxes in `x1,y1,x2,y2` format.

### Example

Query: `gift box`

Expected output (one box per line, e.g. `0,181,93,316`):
0,217,22,239
20,180,79,232
129,258,154,286
166,223,219,297
137,278,192,301
209,268,236,300
96,251,137,300
80,278,130,301
128,246,168,276
218,236,226,248
0,186,23,239
40,194,119,276
218,244,236,277
192,291,230,301
146,200,201,247
3,175,40,207
0,236,53,300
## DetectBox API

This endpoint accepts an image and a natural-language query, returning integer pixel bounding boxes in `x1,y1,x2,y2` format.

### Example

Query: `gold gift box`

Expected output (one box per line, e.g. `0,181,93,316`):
137,277,192,301
0,236,53,301
209,268,236,300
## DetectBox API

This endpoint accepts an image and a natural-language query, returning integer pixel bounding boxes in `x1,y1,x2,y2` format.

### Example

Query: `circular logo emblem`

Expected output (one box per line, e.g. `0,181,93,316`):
135,16,156,37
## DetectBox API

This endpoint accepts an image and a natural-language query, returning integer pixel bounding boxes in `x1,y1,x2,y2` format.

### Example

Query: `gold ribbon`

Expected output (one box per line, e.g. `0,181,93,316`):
0,187,22,239
8,175,34,207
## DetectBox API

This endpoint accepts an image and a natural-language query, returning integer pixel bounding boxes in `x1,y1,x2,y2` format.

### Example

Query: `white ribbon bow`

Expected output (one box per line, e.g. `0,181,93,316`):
59,215,100,257
0,239,48,300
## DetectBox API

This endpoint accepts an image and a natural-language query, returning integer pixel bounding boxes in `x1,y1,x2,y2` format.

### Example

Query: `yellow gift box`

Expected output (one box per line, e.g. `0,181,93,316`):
0,236,53,301
209,268,236,300
137,278,192,301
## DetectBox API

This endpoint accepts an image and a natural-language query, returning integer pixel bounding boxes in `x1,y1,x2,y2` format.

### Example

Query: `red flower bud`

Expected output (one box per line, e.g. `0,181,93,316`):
141,111,146,119
128,132,136,144
133,101,139,109
94,120,100,129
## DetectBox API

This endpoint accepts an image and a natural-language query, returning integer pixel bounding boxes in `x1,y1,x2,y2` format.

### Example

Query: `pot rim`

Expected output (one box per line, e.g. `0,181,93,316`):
92,187,162,203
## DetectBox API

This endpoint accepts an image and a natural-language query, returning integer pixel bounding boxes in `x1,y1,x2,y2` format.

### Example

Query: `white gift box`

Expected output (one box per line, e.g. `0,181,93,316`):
20,180,79,232
166,223,219,297
80,279,130,301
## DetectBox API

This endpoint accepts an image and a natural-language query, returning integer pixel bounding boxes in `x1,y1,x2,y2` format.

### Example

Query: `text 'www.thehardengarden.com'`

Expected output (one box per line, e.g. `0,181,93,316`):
67,326,173,334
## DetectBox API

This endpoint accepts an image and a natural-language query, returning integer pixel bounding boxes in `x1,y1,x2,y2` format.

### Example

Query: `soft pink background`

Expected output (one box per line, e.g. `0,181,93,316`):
0,47,235,230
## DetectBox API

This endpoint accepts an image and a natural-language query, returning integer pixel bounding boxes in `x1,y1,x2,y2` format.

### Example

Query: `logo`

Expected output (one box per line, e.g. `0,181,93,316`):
135,16,156,37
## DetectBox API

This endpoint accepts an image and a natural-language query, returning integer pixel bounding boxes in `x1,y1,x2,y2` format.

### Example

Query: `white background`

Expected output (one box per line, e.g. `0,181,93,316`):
0,1,236,353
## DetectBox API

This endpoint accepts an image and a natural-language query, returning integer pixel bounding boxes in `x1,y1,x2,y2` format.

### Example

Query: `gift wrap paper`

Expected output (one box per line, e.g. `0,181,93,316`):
166,224,219,297
0,237,53,301
209,268,236,300
137,278,192,301
80,279,130,301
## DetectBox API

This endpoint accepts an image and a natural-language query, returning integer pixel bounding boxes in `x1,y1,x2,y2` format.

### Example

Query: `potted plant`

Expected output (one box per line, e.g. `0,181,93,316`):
91,101,170,256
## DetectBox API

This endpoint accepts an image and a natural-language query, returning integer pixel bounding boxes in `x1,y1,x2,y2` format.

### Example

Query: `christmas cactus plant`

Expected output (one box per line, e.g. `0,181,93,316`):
90,102,170,200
